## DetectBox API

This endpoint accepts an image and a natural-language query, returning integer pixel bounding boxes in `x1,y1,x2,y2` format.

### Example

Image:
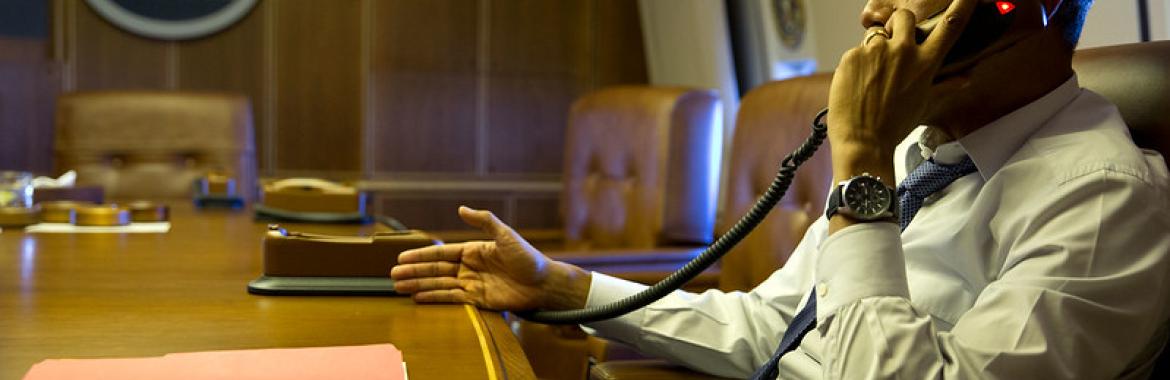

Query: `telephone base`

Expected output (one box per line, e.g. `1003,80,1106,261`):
247,275,399,296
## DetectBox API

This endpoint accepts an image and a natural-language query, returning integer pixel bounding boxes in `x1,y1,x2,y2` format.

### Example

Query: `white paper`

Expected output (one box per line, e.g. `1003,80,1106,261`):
31,170,77,188
24,222,171,234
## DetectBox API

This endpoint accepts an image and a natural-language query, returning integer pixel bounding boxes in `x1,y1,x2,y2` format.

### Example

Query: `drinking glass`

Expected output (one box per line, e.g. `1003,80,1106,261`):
0,171,33,208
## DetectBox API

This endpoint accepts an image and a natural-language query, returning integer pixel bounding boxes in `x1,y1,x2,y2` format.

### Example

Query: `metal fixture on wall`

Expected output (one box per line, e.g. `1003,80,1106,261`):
85,0,257,40
772,0,806,51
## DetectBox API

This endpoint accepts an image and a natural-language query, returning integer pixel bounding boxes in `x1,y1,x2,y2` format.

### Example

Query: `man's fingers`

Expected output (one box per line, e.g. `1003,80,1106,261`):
393,277,462,293
923,0,978,56
390,261,460,280
888,8,916,45
398,243,464,264
412,289,472,304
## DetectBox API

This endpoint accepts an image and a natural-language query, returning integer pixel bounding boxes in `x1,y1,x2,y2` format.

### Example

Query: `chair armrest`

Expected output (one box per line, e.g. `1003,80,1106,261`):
590,360,735,380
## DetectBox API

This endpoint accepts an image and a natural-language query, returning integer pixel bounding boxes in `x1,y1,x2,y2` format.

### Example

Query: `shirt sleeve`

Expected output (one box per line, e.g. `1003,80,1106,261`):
581,218,830,378
815,169,1170,379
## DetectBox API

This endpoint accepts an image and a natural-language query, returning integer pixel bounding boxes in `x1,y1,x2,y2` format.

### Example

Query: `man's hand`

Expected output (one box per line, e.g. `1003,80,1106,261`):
391,206,591,311
827,0,977,186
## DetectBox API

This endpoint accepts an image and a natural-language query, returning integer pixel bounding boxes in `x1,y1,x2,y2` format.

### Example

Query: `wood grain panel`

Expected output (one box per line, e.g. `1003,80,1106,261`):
378,196,507,231
71,0,170,90
177,2,268,172
595,0,648,87
486,0,592,174
0,38,59,173
272,0,363,173
513,196,561,229
369,0,478,175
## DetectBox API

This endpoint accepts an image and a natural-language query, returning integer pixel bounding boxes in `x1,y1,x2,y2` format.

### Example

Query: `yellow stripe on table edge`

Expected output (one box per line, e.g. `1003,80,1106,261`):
464,304,500,380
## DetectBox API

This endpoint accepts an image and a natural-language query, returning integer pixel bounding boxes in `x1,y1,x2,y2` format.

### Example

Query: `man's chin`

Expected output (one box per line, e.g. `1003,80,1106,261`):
926,75,971,112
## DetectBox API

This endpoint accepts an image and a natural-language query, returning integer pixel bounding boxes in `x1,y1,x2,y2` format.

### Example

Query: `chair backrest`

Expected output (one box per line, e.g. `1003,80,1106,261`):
562,87,721,250
1072,40,1170,378
54,91,256,201
1073,40,1170,157
717,74,834,291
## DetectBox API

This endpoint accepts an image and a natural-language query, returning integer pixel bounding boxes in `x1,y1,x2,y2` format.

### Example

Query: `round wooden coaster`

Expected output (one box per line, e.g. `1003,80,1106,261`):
125,201,170,222
0,206,39,227
39,201,93,223
72,205,130,226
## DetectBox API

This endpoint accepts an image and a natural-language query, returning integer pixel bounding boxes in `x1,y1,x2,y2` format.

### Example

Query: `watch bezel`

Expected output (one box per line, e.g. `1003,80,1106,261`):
841,175,893,219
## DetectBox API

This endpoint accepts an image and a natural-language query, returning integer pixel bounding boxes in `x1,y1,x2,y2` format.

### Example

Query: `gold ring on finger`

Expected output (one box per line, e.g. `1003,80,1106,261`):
865,28,891,45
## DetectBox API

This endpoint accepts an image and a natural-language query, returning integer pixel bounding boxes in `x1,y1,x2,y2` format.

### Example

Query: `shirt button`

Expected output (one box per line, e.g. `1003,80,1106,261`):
817,282,828,297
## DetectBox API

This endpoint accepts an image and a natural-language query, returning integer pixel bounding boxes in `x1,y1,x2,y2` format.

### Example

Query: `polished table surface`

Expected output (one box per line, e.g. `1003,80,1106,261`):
0,203,534,379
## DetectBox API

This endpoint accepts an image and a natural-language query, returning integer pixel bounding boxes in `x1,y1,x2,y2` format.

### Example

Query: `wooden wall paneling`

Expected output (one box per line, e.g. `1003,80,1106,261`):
176,1,268,173
70,0,171,91
369,0,479,175
594,0,648,87
512,196,561,229
272,0,364,174
0,38,59,173
378,195,508,231
486,0,593,174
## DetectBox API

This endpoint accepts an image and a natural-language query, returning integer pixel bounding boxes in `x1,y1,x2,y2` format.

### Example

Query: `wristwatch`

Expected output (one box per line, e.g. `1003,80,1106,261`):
825,173,898,222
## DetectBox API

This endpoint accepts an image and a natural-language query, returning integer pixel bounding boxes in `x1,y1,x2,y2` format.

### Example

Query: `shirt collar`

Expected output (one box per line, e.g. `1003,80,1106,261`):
897,75,1082,182
957,75,1082,181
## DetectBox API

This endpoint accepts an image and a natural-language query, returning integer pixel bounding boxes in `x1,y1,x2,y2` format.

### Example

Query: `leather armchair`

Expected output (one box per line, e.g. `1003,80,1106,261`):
540,86,724,289
515,86,724,380
589,40,1170,380
54,91,256,201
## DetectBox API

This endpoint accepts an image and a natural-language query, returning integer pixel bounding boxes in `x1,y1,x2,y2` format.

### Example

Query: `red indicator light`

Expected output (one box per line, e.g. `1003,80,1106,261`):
996,1,1016,15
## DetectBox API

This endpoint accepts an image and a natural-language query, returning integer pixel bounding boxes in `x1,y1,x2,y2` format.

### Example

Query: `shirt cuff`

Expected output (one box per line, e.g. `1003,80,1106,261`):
581,272,651,341
815,222,909,323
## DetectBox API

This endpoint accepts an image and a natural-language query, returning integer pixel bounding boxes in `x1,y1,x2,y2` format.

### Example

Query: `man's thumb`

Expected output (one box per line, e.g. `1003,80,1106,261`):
458,206,504,236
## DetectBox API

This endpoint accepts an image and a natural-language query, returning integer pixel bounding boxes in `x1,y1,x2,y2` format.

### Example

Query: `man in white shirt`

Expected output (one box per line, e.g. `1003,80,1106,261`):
391,0,1170,378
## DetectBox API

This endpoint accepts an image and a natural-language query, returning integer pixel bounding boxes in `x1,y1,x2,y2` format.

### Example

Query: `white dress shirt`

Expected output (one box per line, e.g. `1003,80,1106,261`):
582,76,1170,379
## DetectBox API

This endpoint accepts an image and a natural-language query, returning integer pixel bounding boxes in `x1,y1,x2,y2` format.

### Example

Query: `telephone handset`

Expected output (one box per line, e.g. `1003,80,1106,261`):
916,0,1064,68
268,178,357,194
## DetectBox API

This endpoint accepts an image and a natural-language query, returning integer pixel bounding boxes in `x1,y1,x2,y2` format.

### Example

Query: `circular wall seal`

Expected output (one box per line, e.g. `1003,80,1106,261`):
85,0,258,41
772,0,807,51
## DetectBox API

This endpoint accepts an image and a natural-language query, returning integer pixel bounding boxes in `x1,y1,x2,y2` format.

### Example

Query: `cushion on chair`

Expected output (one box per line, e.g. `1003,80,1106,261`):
55,91,256,201
562,87,721,250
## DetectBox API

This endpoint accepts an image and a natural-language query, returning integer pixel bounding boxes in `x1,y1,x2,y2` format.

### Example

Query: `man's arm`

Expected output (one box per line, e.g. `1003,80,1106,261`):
583,218,828,378
394,207,823,378
816,169,1170,378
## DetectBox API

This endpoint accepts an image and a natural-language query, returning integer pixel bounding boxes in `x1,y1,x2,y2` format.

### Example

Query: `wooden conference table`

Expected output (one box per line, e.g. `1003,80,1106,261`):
0,203,535,379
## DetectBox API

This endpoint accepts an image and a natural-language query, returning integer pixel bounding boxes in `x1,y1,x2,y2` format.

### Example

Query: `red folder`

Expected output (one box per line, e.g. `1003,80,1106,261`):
23,344,406,380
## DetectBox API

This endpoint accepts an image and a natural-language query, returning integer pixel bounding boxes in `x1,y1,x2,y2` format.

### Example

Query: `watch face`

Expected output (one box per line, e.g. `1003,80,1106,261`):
843,176,892,218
